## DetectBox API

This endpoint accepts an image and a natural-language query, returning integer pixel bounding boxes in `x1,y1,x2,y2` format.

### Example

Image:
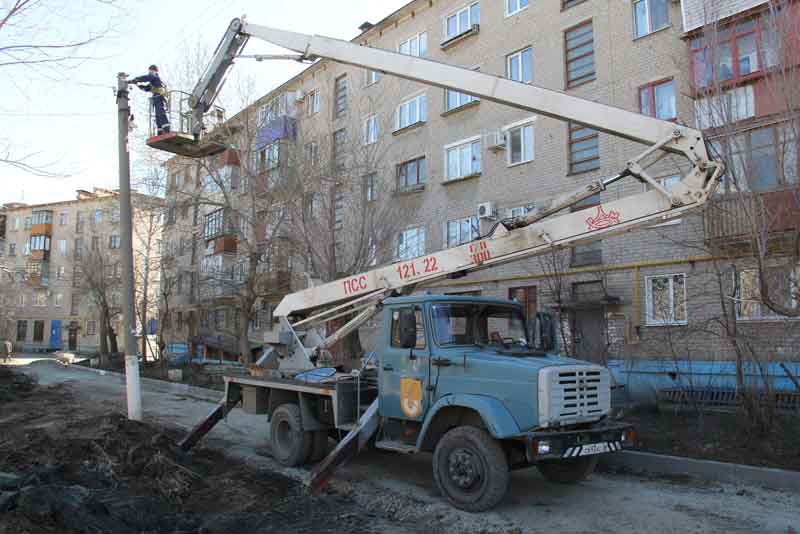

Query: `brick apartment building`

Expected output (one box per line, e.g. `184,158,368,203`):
0,188,162,355
160,0,799,378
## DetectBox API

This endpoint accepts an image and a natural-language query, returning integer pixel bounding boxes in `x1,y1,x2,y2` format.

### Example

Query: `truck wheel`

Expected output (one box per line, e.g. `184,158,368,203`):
537,455,598,484
309,430,329,462
432,426,509,512
270,403,312,467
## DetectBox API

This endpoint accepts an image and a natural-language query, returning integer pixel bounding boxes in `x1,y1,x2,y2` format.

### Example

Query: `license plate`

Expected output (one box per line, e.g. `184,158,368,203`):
579,442,609,456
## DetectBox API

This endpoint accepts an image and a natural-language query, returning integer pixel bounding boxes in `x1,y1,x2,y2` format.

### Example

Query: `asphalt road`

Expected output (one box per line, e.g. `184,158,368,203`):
18,360,800,534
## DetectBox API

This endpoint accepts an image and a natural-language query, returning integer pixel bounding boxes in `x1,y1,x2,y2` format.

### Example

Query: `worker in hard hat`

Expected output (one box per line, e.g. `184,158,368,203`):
131,65,170,134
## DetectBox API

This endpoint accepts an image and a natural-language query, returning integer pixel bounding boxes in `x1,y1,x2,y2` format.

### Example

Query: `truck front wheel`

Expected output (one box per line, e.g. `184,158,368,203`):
270,403,312,467
432,426,509,512
537,455,598,484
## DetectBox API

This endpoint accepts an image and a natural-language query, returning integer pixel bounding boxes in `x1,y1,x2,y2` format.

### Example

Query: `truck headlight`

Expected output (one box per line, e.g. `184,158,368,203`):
536,440,551,455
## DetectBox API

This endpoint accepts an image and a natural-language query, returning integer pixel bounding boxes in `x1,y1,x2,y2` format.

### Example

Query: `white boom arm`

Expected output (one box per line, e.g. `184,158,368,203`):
188,18,722,323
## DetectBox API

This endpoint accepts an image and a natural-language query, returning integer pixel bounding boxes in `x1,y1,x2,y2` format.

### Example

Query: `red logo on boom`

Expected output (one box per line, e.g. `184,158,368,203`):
585,205,621,231
469,241,491,265
343,275,368,296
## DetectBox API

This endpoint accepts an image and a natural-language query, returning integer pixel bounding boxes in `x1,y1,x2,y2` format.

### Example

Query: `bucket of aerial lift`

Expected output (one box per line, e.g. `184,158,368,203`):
145,90,228,158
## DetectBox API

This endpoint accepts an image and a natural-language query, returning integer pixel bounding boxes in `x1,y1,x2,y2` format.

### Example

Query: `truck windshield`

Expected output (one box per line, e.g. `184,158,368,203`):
431,303,529,349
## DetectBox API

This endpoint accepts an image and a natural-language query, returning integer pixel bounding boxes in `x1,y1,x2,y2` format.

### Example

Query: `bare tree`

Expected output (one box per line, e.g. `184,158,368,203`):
75,231,121,358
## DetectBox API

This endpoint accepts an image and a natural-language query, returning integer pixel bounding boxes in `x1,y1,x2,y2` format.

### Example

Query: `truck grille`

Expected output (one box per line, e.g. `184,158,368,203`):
538,365,610,427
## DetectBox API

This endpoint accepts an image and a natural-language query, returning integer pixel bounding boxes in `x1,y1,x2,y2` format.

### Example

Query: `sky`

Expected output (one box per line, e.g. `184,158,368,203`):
0,0,410,205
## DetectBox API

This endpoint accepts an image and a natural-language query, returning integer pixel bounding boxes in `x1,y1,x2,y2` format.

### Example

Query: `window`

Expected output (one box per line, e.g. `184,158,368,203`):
562,0,587,8
445,90,478,112
736,267,799,320
94,209,103,225
86,320,97,336
565,21,595,88
16,294,24,307
334,190,345,232
31,210,52,225
91,236,99,251
307,89,320,115
363,114,379,145
397,226,426,260
691,15,780,90
694,85,754,129
204,209,225,240
446,3,480,39
645,273,687,325
12,216,19,230
59,212,68,226
506,0,528,16
34,292,47,307
305,141,319,167
506,122,534,165
634,0,669,38
74,238,82,258
23,243,30,256
17,320,27,342
24,217,31,230
507,47,533,83
29,235,50,252
334,75,347,118
364,173,377,202
714,124,797,192
390,308,426,349
445,138,481,180
109,235,120,249
399,32,428,57
333,129,347,164
568,122,599,174
259,141,280,172
8,243,15,256
214,308,226,330
396,94,427,130
366,69,381,86
54,294,63,307
56,239,66,256
75,212,84,233
397,156,427,190
640,79,676,120
446,216,480,247
57,265,66,280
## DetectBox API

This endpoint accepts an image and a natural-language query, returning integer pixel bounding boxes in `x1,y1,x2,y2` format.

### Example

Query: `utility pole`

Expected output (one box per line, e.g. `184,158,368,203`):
116,72,142,421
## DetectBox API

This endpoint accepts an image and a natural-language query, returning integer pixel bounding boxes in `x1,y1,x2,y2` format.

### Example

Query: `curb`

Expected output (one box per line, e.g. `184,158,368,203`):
46,361,223,402
600,450,800,493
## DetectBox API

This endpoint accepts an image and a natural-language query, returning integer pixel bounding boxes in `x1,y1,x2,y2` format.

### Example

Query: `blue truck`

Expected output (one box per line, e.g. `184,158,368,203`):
182,295,635,511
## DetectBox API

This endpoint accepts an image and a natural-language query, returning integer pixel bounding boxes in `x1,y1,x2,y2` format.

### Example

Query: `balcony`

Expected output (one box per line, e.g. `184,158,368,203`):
256,270,291,297
26,261,49,287
31,210,53,236
704,189,800,248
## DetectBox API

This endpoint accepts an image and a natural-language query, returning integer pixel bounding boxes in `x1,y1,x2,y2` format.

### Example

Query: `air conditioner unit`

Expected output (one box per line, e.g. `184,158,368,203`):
487,130,507,151
295,91,306,103
477,201,497,220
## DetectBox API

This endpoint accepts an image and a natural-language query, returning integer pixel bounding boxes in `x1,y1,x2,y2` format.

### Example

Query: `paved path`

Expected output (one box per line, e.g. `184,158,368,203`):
18,361,800,534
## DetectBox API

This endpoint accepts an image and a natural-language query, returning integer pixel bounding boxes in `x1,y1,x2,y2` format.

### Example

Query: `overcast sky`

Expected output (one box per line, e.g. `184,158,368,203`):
0,0,409,205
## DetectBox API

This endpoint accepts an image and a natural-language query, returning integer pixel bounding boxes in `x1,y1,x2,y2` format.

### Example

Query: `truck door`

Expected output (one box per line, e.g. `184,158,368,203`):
379,306,430,422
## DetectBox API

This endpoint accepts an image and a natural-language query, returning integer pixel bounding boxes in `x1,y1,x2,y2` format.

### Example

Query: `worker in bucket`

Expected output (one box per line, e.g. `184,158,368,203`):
131,65,170,134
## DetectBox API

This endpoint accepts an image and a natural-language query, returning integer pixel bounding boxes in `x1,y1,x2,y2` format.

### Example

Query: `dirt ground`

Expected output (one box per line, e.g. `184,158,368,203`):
0,367,413,534
626,405,800,471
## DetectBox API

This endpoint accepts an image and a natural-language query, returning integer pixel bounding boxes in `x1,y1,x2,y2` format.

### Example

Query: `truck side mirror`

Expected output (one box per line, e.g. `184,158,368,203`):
398,309,417,349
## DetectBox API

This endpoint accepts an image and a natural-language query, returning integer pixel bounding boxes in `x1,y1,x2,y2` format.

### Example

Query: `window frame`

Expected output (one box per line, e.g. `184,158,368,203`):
396,93,428,131
365,69,381,87
735,266,799,321
506,0,529,17
564,20,596,89
639,78,677,120
504,118,536,166
633,0,670,39
398,32,428,57
445,2,480,40
363,113,380,145
307,89,320,116
397,226,426,260
445,215,480,248
444,89,479,113
444,136,482,181
645,273,688,326
567,122,600,174
334,75,348,118
506,46,533,84
364,173,377,202
397,156,427,191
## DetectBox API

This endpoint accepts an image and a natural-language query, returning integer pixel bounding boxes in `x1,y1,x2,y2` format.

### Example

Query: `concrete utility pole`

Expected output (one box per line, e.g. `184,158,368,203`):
116,72,142,421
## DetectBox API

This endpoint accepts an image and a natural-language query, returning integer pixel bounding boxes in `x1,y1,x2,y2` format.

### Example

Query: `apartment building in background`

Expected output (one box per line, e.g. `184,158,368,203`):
1,188,162,354
160,0,799,370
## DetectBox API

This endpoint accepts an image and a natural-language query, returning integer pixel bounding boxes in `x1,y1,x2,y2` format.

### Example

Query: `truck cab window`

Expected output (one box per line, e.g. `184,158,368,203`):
390,308,426,349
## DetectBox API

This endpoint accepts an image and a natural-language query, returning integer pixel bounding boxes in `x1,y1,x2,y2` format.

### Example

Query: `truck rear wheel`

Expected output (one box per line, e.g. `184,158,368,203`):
432,426,509,512
270,403,312,467
537,455,598,484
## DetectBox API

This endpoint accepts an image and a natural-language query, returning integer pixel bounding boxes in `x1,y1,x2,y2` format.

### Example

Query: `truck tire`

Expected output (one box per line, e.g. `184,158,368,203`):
309,430,329,462
537,455,598,484
432,426,509,512
270,403,312,467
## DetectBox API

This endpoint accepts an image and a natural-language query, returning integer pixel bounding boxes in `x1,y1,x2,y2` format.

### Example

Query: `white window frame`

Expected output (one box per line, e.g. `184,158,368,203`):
633,0,670,39
445,2,480,40
735,267,800,321
504,117,536,166
445,89,479,112
445,216,480,248
58,239,67,256
59,212,68,226
307,89,320,116
55,293,63,307
645,273,688,326
396,93,427,130
363,113,379,145
506,0,529,18
365,69,381,86
444,135,482,181
507,46,533,83
397,226,426,260
398,32,428,57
